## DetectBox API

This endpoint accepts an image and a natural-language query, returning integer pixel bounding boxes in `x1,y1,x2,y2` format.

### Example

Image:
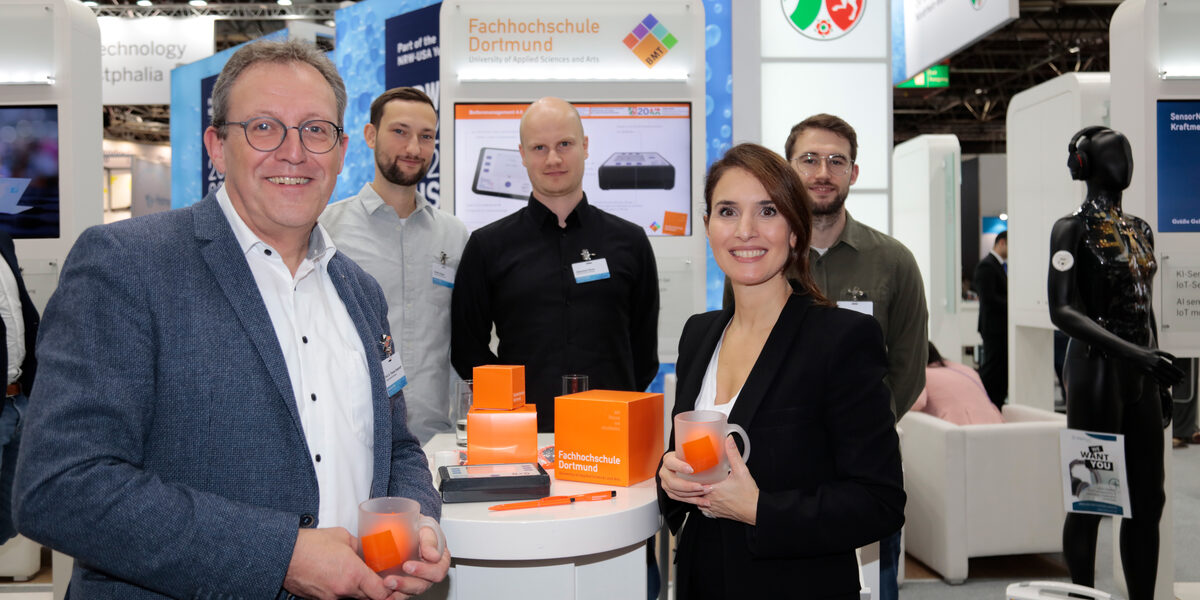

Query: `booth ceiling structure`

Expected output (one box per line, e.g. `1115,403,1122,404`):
88,0,1119,153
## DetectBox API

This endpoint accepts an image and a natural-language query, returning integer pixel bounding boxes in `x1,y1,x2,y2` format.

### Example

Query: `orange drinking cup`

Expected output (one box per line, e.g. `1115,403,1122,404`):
358,497,446,577
673,410,751,484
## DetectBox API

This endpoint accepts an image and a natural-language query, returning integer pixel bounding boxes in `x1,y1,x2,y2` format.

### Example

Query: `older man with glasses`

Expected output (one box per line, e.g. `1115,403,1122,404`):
14,40,447,600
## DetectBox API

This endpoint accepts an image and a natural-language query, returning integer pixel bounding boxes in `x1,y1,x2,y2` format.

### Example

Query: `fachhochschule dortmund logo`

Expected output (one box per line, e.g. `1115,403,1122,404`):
783,0,865,41
624,14,678,68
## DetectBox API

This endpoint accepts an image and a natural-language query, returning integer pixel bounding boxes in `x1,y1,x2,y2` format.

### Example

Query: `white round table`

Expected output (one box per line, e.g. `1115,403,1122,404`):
422,433,661,600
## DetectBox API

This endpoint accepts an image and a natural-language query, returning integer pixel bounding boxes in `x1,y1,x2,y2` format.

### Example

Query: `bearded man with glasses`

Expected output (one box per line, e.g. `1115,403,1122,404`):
13,40,447,600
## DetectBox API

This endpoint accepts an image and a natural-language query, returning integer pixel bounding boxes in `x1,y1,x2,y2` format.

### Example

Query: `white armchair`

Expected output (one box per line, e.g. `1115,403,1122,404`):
0,534,41,581
899,404,1067,583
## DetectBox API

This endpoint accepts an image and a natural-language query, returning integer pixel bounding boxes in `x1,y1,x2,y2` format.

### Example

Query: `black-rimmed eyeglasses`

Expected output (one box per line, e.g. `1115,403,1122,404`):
790,152,853,177
218,116,343,154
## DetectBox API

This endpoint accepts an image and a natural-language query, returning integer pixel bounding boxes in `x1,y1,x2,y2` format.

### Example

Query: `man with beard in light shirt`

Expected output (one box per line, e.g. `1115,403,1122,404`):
323,87,469,445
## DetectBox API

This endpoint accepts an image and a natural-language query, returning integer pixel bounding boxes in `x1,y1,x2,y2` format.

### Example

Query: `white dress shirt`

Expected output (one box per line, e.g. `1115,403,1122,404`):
218,186,373,533
321,183,469,444
694,321,739,417
0,257,25,386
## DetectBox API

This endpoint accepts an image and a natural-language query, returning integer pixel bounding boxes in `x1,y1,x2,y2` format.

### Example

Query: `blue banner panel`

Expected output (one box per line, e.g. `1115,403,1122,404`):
200,73,223,200
332,0,441,204
384,2,442,205
1158,100,1200,233
704,0,732,310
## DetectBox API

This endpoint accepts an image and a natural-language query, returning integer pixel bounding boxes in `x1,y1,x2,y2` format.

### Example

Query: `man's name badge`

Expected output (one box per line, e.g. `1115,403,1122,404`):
432,263,456,288
837,300,874,317
383,354,407,396
572,258,610,284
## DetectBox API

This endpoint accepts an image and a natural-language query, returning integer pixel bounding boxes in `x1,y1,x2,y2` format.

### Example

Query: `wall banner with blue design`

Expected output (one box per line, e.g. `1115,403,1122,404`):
385,2,442,205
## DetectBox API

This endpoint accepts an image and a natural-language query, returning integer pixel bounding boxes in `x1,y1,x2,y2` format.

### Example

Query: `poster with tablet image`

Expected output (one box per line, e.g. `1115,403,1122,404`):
453,102,692,236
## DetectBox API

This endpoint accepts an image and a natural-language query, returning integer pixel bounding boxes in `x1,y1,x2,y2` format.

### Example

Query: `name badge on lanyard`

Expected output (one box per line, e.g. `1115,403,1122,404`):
432,263,456,288
572,258,610,284
835,300,873,319
380,334,407,395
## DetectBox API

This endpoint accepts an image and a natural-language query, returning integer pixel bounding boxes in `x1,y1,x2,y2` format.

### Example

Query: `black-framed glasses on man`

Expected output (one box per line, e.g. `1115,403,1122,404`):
218,116,343,154
790,152,853,177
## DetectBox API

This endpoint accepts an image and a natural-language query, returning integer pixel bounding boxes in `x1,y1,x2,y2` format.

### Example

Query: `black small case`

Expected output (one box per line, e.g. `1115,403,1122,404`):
437,462,551,503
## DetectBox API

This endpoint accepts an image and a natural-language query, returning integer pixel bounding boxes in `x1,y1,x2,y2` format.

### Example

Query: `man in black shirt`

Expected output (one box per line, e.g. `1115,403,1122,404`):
451,97,660,432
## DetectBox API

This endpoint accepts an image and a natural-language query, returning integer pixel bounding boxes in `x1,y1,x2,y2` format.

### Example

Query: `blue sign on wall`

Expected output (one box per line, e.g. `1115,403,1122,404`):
1158,100,1200,233
332,0,441,204
384,2,442,205
200,73,223,200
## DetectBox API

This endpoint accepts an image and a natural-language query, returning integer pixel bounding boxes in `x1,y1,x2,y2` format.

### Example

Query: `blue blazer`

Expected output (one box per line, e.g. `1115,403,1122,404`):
13,194,440,599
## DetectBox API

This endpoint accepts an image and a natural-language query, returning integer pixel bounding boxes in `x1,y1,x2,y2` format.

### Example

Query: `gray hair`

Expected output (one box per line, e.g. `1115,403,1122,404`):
210,39,347,138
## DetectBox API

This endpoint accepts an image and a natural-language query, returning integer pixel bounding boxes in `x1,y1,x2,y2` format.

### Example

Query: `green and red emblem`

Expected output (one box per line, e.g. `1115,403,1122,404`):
783,0,865,41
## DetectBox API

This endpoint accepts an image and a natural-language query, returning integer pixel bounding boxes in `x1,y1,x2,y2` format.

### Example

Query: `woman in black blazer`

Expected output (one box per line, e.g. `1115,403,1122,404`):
658,144,905,599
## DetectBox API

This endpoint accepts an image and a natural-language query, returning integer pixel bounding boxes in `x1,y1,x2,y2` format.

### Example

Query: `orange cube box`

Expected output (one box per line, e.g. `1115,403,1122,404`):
472,365,526,410
554,390,664,486
466,404,538,464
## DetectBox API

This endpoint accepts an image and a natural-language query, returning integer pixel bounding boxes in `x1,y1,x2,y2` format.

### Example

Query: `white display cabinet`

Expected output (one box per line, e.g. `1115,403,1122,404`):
1004,72,1110,411
892,134,963,363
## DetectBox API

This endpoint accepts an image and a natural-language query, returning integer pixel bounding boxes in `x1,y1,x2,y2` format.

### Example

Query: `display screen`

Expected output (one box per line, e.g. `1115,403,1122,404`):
0,105,59,239
443,463,542,479
1157,99,1200,233
454,102,692,236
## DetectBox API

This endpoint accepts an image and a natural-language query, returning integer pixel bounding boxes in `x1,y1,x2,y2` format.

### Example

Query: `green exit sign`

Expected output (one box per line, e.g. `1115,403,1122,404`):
897,65,949,88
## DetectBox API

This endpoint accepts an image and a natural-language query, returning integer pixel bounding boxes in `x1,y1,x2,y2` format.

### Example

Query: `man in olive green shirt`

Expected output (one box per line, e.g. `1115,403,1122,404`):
788,114,925,600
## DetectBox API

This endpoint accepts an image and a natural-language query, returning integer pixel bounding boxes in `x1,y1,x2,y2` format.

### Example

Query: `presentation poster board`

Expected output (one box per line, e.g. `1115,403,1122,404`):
1157,99,1200,233
453,102,692,236
1060,429,1131,517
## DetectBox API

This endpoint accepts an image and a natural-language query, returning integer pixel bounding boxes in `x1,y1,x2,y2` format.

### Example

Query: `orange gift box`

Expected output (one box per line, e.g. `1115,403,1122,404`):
466,404,538,464
472,365,526,410
554,390,664,486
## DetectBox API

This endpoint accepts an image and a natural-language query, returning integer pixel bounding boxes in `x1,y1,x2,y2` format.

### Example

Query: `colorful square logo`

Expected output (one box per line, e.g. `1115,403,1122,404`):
624,14,677,68
649,221,661,232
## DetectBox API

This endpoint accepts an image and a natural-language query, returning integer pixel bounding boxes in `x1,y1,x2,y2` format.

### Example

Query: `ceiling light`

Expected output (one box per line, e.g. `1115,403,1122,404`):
136,0,153,6
277,0,293,5
1068,46,1080,54
974,88,984,95
188,0,207,5
82,1,98,5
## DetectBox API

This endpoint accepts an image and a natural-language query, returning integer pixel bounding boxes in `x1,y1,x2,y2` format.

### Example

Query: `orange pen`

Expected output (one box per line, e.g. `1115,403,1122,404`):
489,496,573,511
489,491,617,511
569,490,617,502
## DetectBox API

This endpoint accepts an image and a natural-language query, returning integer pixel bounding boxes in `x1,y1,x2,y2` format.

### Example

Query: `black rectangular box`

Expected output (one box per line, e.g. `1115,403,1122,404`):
438,463,551,503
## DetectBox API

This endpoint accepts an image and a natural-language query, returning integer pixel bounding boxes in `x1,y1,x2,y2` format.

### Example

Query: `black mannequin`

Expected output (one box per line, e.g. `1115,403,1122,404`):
1048,126,1185,599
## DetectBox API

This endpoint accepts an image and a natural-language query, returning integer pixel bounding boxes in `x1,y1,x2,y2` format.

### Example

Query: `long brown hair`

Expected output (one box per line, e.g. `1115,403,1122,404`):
704,143,829,305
